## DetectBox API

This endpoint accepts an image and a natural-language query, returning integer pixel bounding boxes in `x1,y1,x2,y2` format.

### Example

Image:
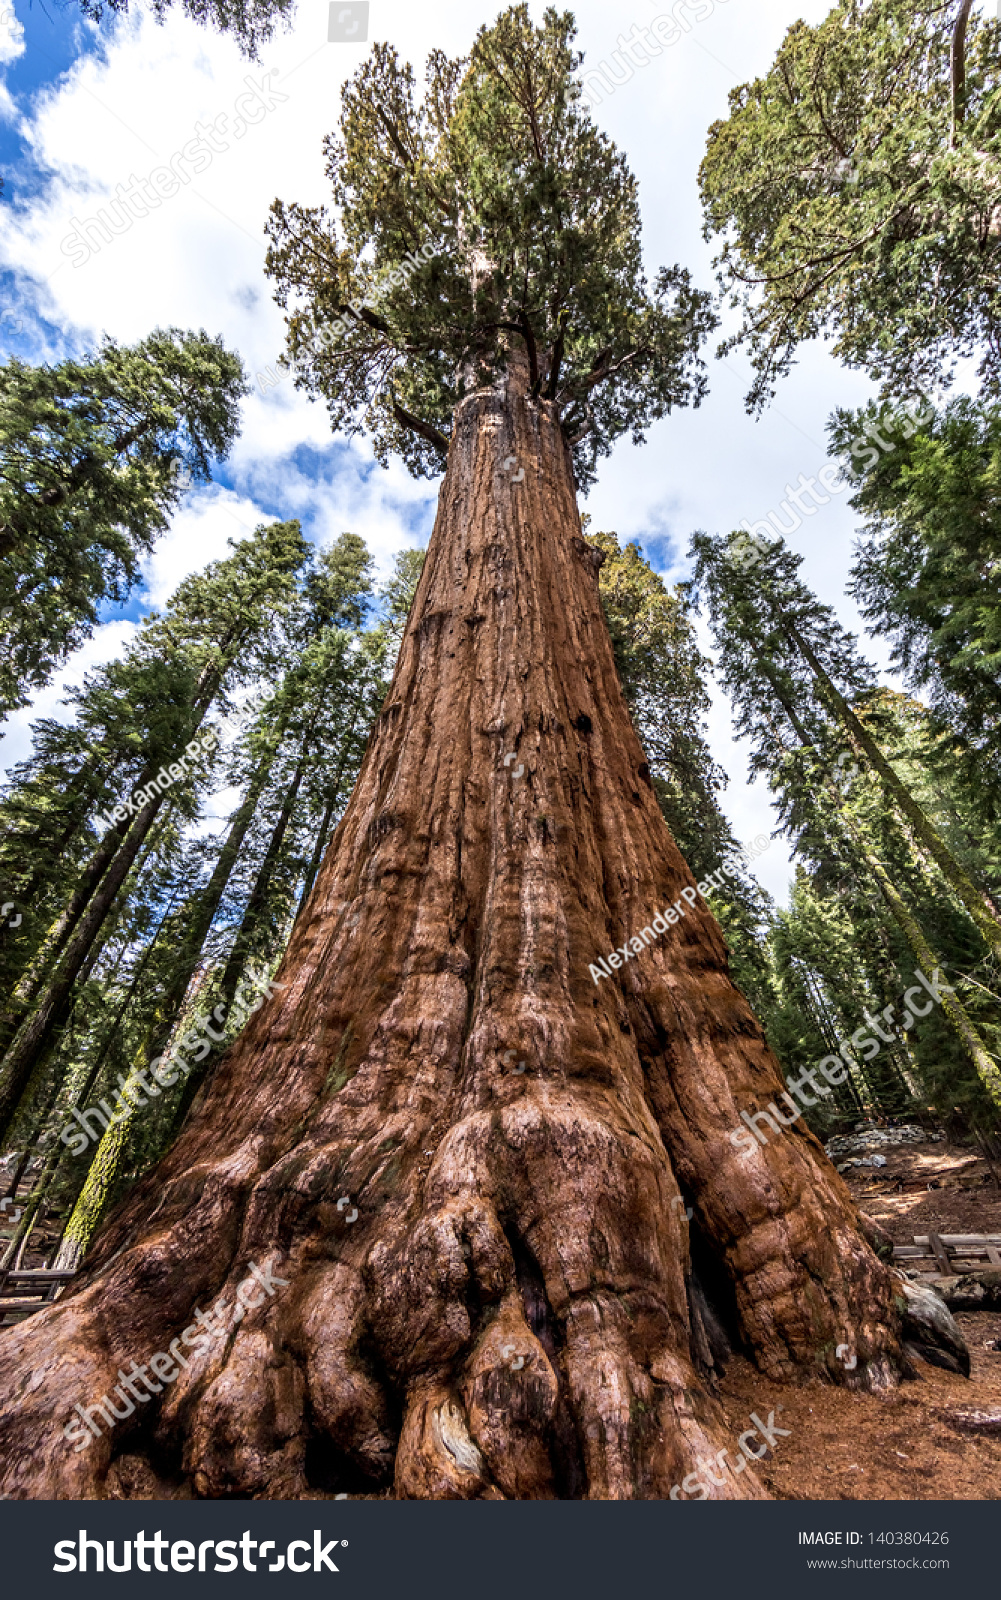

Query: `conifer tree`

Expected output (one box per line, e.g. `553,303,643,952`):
832,395,1001,816
0,329,246,721
375,547,428,663
48,535,385,1268
691,530,1001,965
691,529,1001,1110
0,829,199,1270
699,0,1001,411
0,518,308,1140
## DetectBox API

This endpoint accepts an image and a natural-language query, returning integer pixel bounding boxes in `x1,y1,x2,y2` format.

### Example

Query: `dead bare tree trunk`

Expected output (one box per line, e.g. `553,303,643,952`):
0,358,921,1500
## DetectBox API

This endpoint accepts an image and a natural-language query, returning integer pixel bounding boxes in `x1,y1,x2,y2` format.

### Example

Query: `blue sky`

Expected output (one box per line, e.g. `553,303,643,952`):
1,0,982,901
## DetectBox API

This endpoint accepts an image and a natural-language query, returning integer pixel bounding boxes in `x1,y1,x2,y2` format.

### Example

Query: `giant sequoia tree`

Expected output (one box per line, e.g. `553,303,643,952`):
0,7,961,1502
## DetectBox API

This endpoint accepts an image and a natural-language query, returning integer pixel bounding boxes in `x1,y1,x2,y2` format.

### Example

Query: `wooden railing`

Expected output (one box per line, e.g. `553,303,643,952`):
0,1268,77,1326
892,1233,1001,1277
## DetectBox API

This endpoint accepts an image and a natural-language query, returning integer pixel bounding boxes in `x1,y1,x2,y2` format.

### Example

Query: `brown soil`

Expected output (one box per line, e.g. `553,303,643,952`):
717,1327,1001,1501
841,1138,1001,1242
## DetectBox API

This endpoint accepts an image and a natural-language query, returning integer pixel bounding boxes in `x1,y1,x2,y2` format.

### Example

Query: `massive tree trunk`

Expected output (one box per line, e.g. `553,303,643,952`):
0,357,919,1500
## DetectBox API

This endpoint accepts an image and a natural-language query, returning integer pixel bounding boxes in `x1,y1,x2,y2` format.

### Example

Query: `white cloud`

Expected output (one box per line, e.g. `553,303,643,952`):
0,619,138,772
138,485,273,610
0,0,24,120
0,3,25,67
0,0,938,904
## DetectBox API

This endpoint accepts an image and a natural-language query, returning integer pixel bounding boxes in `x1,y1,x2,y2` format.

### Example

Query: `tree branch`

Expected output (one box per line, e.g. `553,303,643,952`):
0,417,161,556
564,400,595,447
546,312,568,399
952,0,974,147
390,394,450,456
557,347,642,405
518,307,539,389
337,300,393,337
375,107,417,172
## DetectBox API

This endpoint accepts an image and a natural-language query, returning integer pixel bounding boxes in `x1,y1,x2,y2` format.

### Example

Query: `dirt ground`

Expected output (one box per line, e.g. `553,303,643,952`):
716,1127,1001,1501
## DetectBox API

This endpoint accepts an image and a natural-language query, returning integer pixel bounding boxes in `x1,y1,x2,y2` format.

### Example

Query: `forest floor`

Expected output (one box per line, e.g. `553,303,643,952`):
717,1125,1001,1501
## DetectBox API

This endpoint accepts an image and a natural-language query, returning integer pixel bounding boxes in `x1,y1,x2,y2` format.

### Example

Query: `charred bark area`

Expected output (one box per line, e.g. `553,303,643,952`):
0,354,912,1501
505,1226,587,1498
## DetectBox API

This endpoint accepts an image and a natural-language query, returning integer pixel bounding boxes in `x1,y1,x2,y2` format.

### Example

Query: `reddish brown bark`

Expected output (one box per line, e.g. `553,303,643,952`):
0,355,918,1500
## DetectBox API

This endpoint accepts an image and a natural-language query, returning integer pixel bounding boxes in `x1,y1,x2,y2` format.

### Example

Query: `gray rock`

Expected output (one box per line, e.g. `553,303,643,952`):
937,1271,1001,1312
897,1278,971,1378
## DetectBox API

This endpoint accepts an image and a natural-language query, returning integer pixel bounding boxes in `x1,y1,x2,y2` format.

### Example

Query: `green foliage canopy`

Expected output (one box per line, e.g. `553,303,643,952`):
700,0,1001,412
76,0,294,57
266,5,715,487
0,328,247,721
832,395,1001,807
